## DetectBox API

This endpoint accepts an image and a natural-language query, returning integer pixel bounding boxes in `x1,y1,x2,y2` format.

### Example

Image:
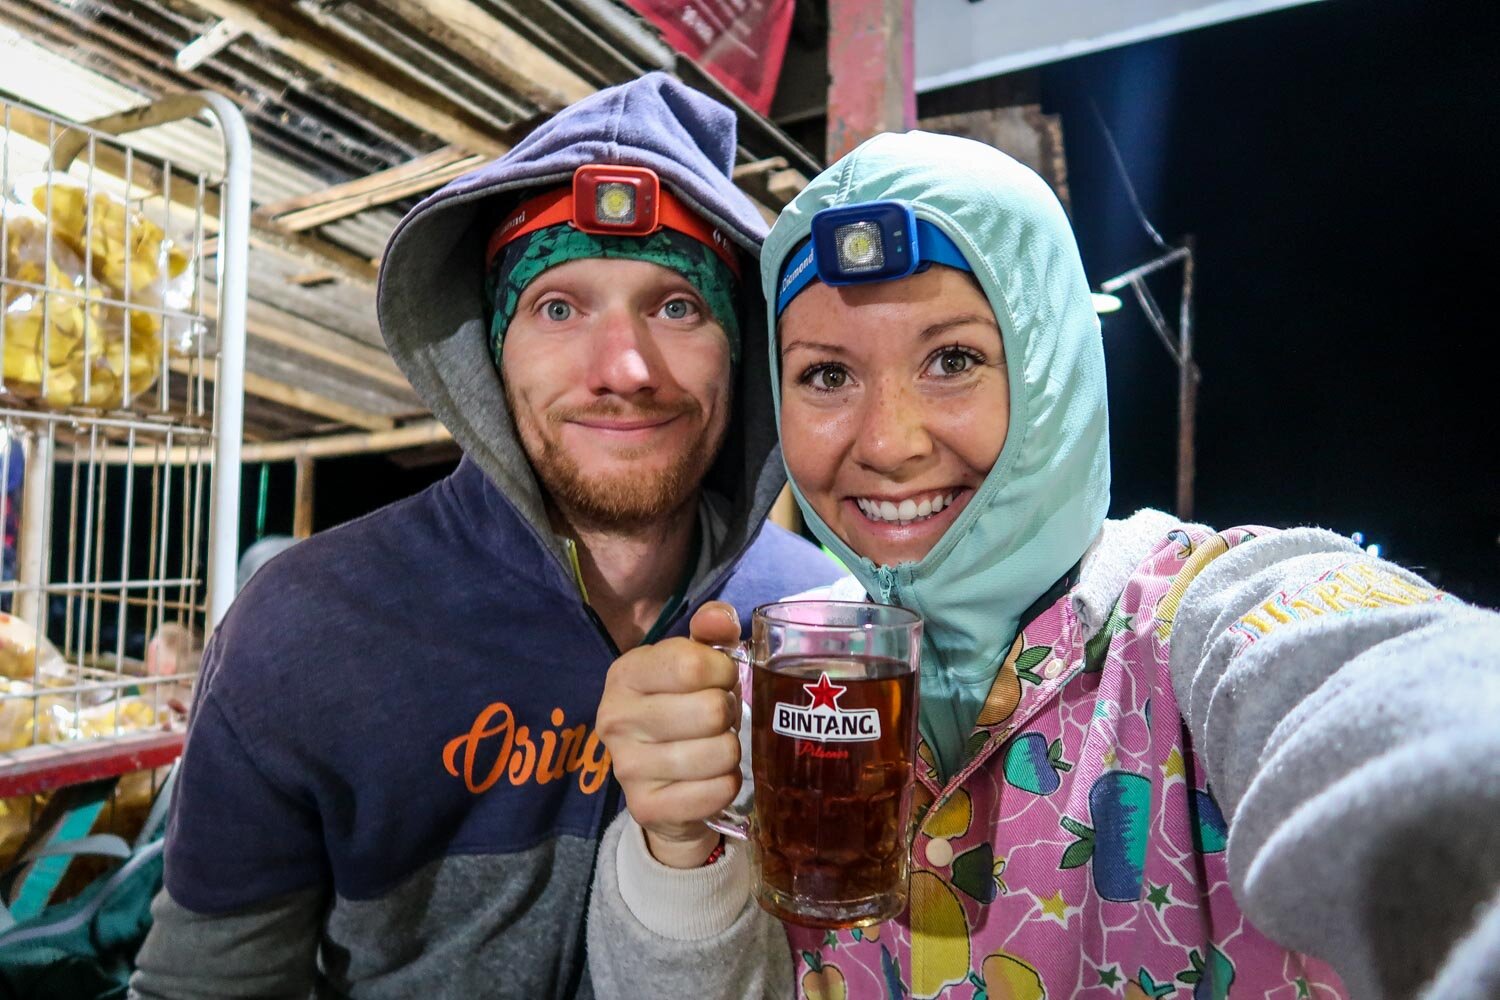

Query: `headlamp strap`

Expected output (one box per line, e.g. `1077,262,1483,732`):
486,186,572,265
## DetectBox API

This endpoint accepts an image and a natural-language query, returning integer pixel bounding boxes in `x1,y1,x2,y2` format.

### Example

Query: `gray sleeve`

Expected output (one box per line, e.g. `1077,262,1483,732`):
129,885,325,1000
1170,527,1500,1000
587,810,793,1000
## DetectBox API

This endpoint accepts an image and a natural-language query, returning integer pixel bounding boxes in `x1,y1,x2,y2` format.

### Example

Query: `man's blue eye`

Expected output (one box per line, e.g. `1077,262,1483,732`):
545,301,572,321
662,298,697,320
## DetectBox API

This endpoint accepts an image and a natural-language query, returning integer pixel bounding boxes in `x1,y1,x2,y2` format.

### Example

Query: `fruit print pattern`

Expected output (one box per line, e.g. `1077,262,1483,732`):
1002,733,1072,795
790,525,1348,1000
802,950,848,1000
1058,771,1151,902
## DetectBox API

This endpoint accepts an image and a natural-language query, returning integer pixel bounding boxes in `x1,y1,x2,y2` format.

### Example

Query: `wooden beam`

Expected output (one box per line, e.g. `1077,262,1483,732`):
9,0,433,202
234,369,392,432
355,0,595,110
246,420,451,460
259,147,486,232
186,0,509,156
260,147,471,216
271,159,482,231
242,340,423,419
287,270,338,287
214,295,412,393
176,17,246,71
293,455,315,538
732,157,789,179
169,359,393,431
767,169,810,204
246,228,379,286
87,420,452,465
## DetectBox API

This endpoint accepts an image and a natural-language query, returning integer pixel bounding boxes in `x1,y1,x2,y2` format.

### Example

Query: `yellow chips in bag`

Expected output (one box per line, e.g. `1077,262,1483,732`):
3,212,90,378
2,178,186,409
35,182,168,295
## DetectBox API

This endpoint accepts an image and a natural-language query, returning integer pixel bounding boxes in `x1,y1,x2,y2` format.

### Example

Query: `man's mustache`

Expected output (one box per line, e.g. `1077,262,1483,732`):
547,398,700,425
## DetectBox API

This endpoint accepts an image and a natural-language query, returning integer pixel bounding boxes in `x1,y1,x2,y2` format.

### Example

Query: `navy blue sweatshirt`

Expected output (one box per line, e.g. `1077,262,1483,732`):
132,73,840,999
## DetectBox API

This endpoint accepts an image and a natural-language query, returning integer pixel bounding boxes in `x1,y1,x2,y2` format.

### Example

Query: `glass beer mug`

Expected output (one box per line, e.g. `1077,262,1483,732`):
714,600,922,928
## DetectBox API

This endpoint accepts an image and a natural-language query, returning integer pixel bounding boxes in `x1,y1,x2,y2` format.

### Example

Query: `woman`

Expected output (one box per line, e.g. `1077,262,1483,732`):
589,131,1500,1000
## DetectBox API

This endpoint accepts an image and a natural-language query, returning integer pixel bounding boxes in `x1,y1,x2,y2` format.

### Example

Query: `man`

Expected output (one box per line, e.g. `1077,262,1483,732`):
131,73,839,998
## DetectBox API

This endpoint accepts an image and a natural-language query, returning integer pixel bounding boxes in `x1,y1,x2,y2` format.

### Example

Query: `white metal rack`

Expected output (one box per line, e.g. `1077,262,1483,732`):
0,92,247,806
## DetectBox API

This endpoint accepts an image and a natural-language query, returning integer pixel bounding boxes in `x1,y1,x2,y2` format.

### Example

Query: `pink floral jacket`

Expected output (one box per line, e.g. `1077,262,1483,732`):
786,524,1346,1000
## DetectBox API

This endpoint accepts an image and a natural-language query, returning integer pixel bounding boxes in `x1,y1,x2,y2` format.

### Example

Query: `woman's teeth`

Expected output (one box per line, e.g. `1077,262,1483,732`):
855,492,957,525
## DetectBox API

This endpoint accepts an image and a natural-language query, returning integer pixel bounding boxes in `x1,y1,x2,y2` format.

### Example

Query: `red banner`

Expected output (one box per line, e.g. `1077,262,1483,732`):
625,0,796,115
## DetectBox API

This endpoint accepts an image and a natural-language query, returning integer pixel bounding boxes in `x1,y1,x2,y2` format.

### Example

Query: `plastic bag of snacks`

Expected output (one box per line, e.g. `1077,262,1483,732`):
0,610,69,683
2,204,94,387
33,695,162,744
0,612,69,754
0,794,32,862
0,679,66,752
1,176,196,409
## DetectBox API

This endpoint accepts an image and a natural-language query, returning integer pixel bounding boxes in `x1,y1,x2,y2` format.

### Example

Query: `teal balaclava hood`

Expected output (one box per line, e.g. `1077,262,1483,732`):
763,131,1111,778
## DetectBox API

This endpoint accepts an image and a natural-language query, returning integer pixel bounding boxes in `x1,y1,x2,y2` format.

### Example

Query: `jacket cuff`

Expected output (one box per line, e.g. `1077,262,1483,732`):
614,813,753,941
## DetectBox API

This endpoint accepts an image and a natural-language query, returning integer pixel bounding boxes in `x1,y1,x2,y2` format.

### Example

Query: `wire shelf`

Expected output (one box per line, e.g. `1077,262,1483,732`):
0,93,247,809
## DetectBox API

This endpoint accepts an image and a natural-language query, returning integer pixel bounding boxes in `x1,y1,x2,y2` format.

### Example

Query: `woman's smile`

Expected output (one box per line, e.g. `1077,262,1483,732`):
778,265,1009,567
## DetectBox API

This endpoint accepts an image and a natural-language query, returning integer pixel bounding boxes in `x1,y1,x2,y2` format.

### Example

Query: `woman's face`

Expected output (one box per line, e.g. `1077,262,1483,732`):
778,265,1010,566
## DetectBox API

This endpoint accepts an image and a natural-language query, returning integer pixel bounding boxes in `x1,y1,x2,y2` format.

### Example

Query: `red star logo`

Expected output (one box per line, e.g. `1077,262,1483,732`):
802,672,847,711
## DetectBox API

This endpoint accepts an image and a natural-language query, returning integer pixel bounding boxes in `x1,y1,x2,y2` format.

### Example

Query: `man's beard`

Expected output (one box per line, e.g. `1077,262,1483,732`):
508,393,726,532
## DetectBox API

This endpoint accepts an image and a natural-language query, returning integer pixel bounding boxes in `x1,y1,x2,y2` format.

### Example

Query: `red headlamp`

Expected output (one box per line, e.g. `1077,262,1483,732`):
487,164,741,278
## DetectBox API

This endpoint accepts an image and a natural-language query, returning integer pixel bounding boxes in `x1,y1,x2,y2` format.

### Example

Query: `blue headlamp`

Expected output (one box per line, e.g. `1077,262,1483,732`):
776,201,973,316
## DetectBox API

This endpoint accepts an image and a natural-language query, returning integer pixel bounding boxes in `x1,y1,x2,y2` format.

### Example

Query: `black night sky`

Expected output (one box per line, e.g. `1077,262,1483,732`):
308,0,1496,607
1033,0,1496,606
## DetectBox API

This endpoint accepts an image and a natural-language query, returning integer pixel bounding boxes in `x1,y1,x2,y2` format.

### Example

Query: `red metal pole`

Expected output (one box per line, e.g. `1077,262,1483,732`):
826,0,916,162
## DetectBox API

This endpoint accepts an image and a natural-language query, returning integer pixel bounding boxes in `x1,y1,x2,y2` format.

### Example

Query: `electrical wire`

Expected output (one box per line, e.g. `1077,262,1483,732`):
1090,99,1171,252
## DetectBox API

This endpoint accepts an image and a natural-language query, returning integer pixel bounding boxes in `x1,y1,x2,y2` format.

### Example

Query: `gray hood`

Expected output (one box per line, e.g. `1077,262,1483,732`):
377,73,787,598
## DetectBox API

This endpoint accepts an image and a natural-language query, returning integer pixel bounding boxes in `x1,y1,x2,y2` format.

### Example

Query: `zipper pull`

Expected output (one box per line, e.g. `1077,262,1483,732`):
874,565,898,605
562,537,590,603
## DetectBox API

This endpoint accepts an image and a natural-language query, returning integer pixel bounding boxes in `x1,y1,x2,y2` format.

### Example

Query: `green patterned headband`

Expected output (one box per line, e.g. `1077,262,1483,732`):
486,224,741,367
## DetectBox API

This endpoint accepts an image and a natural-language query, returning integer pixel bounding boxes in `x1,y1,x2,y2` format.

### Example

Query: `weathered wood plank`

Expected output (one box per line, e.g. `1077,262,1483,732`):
258,146,471,216
353,0,594,110
170,359,393,430
187,0,509,156
293,454,315,537
263,149,487,232
201,291,410,392
91,420,452,464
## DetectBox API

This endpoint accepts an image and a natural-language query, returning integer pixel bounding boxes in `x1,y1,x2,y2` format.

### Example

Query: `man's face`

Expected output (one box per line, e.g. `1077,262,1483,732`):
500,257,733,530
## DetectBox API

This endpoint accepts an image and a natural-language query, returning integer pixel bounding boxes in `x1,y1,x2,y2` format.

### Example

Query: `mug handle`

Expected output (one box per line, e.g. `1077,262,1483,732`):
707,642,752,841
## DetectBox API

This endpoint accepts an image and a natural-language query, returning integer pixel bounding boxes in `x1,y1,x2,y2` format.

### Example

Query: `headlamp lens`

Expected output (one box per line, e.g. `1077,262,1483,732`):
596,183,636,224
835,221,884,273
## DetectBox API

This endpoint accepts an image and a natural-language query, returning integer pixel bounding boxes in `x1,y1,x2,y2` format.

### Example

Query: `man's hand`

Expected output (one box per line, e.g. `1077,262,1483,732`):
596,601,744,869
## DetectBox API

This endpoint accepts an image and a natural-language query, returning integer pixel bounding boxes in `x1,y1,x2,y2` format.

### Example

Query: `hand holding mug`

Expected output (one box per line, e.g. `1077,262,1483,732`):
595,601,743,869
